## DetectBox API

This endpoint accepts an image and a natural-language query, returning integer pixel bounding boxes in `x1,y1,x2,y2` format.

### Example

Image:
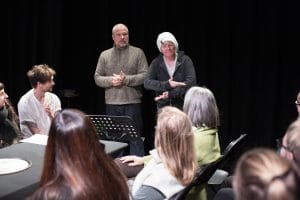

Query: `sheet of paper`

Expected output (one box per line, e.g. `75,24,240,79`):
19,134,48,145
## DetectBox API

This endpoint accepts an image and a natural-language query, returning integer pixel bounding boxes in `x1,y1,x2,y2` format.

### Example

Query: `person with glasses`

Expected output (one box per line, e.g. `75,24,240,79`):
296,91,300,117
279,119,300,166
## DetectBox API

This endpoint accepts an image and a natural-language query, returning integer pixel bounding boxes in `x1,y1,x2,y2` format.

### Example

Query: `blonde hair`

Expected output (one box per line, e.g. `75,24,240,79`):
233,148,300,200
155,106,196,185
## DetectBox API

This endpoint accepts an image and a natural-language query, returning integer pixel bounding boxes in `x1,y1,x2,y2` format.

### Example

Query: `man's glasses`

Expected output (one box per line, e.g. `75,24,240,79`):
276,138,289,151
296,100,300,106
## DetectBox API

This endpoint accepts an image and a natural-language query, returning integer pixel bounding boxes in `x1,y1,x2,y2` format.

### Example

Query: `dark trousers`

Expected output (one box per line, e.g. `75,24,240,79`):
106,103,144,156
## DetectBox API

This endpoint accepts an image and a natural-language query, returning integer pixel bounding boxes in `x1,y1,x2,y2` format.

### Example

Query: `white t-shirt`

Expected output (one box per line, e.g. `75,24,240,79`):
18,89,61,138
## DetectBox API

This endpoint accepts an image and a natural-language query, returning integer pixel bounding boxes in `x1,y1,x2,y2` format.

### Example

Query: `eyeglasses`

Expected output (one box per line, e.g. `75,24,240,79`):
276,138,289,152
296,100,300,106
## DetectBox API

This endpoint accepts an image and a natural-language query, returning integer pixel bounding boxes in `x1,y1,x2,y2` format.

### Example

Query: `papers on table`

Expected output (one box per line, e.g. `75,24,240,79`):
20,134,48,145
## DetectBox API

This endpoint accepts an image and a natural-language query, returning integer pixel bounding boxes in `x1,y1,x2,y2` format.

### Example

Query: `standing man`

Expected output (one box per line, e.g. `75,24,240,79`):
18,64,62,138
94,23,148,156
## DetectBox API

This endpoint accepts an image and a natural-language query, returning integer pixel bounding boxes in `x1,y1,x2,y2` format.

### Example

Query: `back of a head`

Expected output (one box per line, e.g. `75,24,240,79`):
233,148,300,200
285,119,300,166
36,109,129,200
183,86,219,128
155,106,196,185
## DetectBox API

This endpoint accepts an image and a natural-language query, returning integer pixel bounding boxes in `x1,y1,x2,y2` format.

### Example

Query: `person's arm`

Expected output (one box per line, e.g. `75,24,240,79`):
21,121,41,135
94,52,114,88
144,58,171,92
168,55,197,99
119,155,145,166
122,49,148,87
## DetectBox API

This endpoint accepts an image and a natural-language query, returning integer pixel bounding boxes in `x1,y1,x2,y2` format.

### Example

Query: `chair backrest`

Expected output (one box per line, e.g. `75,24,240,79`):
87,115,141,142
169,156,224,200
220,133,247,170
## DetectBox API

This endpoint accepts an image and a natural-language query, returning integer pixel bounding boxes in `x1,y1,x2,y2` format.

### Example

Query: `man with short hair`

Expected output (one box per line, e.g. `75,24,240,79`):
18,64,61,138
94,23,148,156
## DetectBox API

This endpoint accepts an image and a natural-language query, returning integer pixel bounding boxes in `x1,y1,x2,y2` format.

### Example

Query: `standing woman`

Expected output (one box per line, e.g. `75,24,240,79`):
144,32,197,110
0,82,20,148
30,109,129,200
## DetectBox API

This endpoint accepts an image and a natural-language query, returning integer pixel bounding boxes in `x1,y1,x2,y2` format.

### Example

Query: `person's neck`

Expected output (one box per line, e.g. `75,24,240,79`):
164,55,175,62
33,88,45,103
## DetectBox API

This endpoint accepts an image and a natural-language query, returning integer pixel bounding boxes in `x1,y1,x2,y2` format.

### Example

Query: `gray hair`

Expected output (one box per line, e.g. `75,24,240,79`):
183,86,220,128
112,23,128,35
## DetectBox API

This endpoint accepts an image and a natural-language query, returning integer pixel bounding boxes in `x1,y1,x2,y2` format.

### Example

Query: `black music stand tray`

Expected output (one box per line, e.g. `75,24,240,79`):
87,115,141,142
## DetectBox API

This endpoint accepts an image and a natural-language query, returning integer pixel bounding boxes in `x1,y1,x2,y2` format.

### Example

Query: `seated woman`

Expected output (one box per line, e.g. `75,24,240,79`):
0,82,20,148
29,109,129,200
119,86,221,167
117,86,221,199
233,148,300,200
132,106,197,199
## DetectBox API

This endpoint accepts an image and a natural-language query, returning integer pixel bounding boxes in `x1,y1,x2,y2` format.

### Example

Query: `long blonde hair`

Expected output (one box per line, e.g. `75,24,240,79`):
155,106,196,185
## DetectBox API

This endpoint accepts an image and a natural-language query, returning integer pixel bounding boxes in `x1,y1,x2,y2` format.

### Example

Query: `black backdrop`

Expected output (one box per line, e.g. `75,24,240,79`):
2,0,300,152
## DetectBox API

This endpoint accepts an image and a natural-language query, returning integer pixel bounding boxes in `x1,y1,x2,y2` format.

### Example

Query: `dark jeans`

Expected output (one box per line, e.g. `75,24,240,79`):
106,103,144,156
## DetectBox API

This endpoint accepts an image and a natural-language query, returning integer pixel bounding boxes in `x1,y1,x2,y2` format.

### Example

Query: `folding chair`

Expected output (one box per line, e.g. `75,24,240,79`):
208,134,248,191
169,156,224,200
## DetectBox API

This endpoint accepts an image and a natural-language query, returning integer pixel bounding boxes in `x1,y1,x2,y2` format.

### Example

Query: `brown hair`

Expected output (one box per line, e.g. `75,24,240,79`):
0,82,20,136
30,109,129,200
27,64,56,88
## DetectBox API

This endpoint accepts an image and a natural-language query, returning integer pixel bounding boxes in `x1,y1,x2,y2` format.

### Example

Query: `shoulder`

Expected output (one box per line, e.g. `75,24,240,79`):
150,54,163,65
177,51,192,61
100,47,114,57
194,127,218,135
45,92,61,102
18,90,33,105
128,45,146,55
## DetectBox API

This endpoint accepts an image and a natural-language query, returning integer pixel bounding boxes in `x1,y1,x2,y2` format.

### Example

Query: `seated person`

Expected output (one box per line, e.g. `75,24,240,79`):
29,109,129,200
296,91,300,118
280,119,300,166
132,106,197,199
233,148,300,200
0,82,20,148
119,86,221,169
117,86,221,199
18,64,61,138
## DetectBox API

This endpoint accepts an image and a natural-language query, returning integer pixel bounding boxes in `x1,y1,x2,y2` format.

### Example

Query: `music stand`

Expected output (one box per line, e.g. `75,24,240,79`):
87,115,141,142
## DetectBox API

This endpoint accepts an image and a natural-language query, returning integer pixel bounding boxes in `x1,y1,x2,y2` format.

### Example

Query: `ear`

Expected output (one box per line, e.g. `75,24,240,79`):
286,151,294,161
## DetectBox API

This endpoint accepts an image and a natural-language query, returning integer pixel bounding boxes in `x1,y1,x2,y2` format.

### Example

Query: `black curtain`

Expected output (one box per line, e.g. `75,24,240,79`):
2,0,300,152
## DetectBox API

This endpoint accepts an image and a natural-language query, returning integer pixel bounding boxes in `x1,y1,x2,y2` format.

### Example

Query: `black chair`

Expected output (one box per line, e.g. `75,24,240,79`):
170,134,248,200
87,115,144,156
169,156,225,200
219,133,248,170
208,134,248,191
